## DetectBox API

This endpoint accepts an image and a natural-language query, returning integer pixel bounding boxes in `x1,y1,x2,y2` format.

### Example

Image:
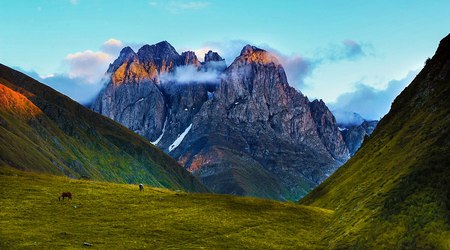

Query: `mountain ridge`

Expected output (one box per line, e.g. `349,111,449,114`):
0,63,207,192
92,41,350,200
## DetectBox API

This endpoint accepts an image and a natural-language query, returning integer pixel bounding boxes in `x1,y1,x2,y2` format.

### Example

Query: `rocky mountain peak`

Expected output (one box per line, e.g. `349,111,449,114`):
241,44,261,54
221,44,288,104
119,46,135,56
180,51,200,66
137,41,180,62
204,50,224,62
107,46,137,74
130,41,181,79
235,45,279,65
202,51,226,72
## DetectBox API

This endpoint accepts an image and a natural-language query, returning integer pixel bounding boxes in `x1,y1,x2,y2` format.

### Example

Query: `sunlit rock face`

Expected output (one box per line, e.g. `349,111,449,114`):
92,45,168,141
180,51,201,67
91,41,351,201
91,42,215,142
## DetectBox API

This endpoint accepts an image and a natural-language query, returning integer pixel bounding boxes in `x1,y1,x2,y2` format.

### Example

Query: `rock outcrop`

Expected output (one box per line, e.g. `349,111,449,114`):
340,120,378,156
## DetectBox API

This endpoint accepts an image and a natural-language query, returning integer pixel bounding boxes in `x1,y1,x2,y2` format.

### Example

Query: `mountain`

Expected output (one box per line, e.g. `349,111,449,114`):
0,63,207,193
301,34,450,248
92,42,349,200
332,110,365,126
340,120,378,155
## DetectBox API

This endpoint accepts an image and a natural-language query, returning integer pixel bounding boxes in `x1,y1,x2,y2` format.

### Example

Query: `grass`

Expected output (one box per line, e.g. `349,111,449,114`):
0,166,333,249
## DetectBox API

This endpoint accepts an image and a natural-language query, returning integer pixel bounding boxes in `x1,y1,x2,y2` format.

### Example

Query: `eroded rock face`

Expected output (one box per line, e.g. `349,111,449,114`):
91,46,167,141
91,41,351,200
310,99,350,162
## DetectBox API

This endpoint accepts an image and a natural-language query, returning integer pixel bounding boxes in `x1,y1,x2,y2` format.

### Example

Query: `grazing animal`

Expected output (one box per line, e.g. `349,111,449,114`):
139,183,144,192
59,192,72,201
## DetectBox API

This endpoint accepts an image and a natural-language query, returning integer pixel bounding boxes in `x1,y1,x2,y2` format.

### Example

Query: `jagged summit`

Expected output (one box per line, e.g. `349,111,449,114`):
240,44,264,55
107,46,138,77
137,41,179,62
180,51,200,66
109,41,229,81
119,46,135,55
235,44,279,65
201,50,226,72
204,50,224,62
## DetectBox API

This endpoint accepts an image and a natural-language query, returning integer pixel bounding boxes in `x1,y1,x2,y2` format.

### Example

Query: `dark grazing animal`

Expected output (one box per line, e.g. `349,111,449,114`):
59,192,72,201
139,184,144,192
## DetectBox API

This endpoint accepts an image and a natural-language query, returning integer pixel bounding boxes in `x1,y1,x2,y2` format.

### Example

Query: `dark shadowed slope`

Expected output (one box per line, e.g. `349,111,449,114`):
301,34,450,248
0,64,207,192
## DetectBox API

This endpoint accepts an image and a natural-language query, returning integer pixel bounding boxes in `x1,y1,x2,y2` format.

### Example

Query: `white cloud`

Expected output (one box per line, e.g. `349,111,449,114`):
13,38,126,104
160,65,222,84
69,0,78,5
332,111,365,126
329,70,418,121
261,47,316,91
16,68,106,105
64,38,125,84
65,50,112,84
101,38,124,56
264,40,371,91
39,73,55,79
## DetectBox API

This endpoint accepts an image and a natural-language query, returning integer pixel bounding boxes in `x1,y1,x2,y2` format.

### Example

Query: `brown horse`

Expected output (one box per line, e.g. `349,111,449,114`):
59,192,72,201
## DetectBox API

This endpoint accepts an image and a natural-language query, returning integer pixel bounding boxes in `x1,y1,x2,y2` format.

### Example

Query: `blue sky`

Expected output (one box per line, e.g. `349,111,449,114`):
1,0,449,122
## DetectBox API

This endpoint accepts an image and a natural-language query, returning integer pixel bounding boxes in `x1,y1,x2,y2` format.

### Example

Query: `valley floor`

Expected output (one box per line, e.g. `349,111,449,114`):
0,167,333,249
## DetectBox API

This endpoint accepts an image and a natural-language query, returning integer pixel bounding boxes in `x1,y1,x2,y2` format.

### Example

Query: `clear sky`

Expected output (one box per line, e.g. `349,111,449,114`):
1,0,449,122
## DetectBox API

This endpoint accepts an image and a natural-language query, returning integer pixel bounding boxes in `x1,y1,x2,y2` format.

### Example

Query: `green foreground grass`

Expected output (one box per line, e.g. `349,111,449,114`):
0,167,333,249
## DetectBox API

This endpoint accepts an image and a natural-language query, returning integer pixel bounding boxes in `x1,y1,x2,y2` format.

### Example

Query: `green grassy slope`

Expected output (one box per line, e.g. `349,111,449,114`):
0,64,206,193
0,166,332,249
300,35,450,248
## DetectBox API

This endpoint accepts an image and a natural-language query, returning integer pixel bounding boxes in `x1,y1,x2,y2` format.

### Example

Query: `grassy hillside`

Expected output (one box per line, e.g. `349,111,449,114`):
0,64,206,192
0,166,333,249
300,35,450,248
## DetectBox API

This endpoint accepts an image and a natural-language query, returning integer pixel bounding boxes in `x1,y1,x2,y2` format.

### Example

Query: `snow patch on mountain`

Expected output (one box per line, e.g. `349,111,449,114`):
151,117,167,145
168,123,192,152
